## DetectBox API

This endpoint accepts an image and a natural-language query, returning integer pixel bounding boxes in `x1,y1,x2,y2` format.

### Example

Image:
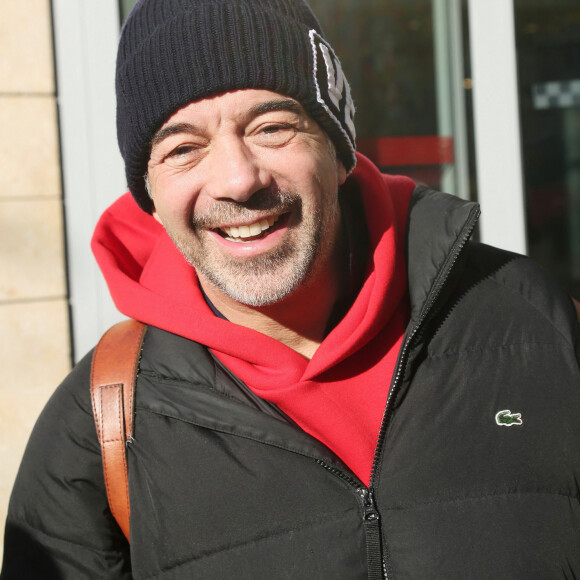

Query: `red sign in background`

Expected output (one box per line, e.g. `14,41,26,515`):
356,136,454,167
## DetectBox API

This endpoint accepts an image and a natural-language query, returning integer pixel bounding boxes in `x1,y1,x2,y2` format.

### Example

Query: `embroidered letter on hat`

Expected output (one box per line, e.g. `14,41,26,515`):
309,30,356,150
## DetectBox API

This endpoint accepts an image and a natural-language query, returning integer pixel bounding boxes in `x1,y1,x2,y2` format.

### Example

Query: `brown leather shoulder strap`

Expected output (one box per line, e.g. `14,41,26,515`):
90,319,147,542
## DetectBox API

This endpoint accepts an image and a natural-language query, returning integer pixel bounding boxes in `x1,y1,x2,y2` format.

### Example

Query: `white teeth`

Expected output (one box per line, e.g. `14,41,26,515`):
222,215,280,239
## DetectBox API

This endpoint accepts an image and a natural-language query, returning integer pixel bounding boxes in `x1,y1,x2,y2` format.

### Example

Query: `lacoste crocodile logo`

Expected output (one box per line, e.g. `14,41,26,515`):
495,409,523,426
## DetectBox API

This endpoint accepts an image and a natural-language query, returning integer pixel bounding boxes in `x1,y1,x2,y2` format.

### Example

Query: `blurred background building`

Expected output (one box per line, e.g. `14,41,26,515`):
1,0,579,552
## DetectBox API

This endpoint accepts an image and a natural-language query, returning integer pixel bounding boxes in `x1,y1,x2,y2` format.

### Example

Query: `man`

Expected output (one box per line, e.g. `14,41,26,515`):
3,0,580,578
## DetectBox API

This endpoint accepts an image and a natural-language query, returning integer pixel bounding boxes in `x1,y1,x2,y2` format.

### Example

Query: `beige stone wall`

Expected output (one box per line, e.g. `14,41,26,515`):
0,0,71,555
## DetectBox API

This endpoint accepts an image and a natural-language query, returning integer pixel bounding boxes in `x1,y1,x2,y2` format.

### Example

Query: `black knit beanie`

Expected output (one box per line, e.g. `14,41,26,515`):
116,0,357,213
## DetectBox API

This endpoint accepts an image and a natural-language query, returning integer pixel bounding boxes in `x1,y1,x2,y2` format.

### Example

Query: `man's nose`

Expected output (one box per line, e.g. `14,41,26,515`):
206,137,270,202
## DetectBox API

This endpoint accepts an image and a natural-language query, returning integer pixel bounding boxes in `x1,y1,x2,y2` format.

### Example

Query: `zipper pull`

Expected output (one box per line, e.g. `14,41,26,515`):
358,488,385,579
358,488,380,522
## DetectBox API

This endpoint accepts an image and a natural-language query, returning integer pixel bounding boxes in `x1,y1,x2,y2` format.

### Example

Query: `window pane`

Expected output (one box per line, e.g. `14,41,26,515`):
119,0,138,23
515,0,580,295
311,0,473,197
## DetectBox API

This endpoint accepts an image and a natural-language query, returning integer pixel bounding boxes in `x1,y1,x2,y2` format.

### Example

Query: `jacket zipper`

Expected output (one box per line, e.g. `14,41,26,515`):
314,459,384,580
314,205,479,580
359,487,384,580
368,204,481,579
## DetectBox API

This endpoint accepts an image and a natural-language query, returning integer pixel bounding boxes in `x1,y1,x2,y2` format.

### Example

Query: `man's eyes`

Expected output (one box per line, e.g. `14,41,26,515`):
161,143,203,167
253,123,296,146
167,144,197,158
261,124,287,134
154,121,298,166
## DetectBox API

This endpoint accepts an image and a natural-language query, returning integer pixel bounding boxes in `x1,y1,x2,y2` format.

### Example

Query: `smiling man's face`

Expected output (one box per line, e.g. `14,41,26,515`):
147,89,347,307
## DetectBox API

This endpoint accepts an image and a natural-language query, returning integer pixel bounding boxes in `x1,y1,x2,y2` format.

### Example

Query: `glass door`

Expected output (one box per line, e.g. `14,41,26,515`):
310,0,472,200
515,0,580,296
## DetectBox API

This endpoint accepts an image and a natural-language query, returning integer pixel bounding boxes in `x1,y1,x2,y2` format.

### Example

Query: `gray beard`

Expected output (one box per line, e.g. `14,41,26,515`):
192,242,315,307
170,189,326,307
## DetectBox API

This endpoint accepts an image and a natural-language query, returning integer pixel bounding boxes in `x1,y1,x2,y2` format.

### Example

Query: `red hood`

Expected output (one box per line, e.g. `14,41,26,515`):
92,153,415,483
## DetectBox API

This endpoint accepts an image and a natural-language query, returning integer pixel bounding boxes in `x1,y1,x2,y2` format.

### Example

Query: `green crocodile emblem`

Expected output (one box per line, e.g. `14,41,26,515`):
495,409,523,426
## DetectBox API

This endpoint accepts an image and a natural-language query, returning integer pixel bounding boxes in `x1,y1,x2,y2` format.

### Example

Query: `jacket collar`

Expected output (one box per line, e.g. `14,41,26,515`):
406,185,481,323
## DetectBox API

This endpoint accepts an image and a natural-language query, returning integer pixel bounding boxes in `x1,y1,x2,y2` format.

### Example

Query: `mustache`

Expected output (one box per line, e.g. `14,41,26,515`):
191,187,302,229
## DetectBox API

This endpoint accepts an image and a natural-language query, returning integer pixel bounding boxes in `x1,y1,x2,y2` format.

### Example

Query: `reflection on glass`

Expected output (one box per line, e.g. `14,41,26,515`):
515,0,580,295
311,0,473,198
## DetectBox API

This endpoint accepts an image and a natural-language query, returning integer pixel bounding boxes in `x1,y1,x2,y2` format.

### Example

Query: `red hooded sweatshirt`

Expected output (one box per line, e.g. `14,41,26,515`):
92,153,414,485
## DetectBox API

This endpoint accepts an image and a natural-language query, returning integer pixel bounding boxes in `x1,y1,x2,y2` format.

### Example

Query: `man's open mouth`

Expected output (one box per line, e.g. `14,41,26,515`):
217,214,284,242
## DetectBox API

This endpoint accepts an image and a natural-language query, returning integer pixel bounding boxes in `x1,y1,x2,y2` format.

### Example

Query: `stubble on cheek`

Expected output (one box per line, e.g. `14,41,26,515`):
167,195,330,307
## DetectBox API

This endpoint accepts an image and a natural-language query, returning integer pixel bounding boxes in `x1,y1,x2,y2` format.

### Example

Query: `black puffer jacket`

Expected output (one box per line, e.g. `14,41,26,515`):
3,187,580,579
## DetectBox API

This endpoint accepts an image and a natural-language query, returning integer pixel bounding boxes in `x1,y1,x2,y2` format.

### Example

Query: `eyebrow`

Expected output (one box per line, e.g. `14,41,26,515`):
150,98,305,147
151,122,199,147
247,98,304,118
